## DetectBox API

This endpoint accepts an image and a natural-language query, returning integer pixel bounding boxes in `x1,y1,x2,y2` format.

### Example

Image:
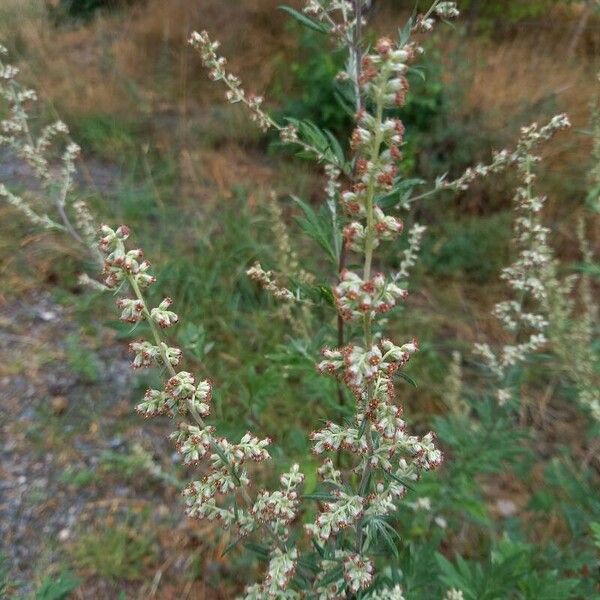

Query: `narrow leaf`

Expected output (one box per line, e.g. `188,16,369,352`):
279,6,330,33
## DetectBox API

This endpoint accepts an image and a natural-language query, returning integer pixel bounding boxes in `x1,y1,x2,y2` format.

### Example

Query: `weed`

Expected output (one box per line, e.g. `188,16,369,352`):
72,517,158,581
65,333,101,383
34,570,80,600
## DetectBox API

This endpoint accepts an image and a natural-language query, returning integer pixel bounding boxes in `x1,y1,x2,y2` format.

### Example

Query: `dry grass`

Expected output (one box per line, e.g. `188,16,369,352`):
6,0,300,118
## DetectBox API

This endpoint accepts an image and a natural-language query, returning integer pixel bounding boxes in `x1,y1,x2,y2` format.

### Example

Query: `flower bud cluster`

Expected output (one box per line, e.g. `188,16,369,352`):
252,464,305,539
415,1,459,31
317,339,418,395
397,223,426,281
435,2,460,19
441,114,570,193
444,589,466,600
306,8,444,574
343,206,404,252
99,226,277,509
342,552,374,593
189,29,341,167
100,225,156,290
246,261,295,302
334,269,408,320
129,340,181,369
370,585,407,600
302,1,371,52
473,116,574,406
188,31,277,134
305,491,364,541
0,50,98,256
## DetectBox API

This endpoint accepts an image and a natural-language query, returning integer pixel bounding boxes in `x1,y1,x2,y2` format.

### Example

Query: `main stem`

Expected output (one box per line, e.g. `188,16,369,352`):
355,89,385,552
337,0,365,406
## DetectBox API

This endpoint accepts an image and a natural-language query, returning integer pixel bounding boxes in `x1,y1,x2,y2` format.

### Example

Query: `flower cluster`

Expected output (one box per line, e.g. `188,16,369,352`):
317,339,418,395
246,261,295,302
334,270,408,321
306,491,365,542
473,116,573,405
0,46,98,259
189,30,340,167
99,225,281,513
299,2,451,584
396,223,426,281
96,2,461,596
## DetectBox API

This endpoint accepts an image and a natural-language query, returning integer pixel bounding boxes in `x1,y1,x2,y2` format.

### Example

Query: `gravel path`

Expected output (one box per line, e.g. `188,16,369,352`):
0,292,178,596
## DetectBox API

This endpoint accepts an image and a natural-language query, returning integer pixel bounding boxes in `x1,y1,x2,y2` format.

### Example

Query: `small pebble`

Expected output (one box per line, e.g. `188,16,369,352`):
50,396,69,415
38,310,56,322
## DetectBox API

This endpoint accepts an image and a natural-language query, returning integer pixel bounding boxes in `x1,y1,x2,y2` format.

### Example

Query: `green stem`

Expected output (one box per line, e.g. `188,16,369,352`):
355,86,386,553
126,273,259,515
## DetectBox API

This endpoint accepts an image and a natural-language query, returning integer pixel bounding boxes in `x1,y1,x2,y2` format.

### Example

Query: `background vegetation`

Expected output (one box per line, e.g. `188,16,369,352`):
0,0,598,598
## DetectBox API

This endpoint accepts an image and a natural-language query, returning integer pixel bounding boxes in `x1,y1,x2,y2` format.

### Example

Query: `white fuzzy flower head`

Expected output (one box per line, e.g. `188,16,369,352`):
444,589,465,600
435,2,460,19
370,584,407,600
264,548,298,593
334,270,408,321
307,491,364,542
342,553,373,593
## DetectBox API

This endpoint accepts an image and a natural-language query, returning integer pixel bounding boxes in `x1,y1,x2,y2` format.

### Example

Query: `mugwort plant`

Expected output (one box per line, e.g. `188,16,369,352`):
2,0,598,597
0,44,98,263
97,3,461,596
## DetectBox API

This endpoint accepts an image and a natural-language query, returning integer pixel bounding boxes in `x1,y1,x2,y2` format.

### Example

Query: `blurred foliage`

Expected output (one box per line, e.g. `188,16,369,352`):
53,0,139,21
272,28,353,138
72,516,157,581
458,0,581,24
0,554,8,598
70,114,139,163
419,211,512,283
34,571,80,600
65,333,101,383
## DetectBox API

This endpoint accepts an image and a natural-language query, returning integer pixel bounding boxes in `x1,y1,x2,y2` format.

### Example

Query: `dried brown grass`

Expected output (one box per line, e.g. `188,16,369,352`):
8,0,300,118
3,0,599,246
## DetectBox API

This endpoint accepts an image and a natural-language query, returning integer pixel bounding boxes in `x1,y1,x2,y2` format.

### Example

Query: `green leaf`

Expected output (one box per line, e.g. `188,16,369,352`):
377,178,425,210
222,534,245,556
333,89,356,117
591,522,600,549
383,469,415,492
317,285,335,307
284,118,350,173
366,517,400,559
291,195,337,263
323,129,345,166
35,571,80,600
243,541,270,560
398,14,416,46
396,371,417,388
279,6,330,34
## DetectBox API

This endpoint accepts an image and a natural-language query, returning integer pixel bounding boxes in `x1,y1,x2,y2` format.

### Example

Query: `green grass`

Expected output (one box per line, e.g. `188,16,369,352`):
70,114,140,163
71,516,157,581
420,211,512,283
34,570,80,600
65,333,102,383
59,466,96,489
